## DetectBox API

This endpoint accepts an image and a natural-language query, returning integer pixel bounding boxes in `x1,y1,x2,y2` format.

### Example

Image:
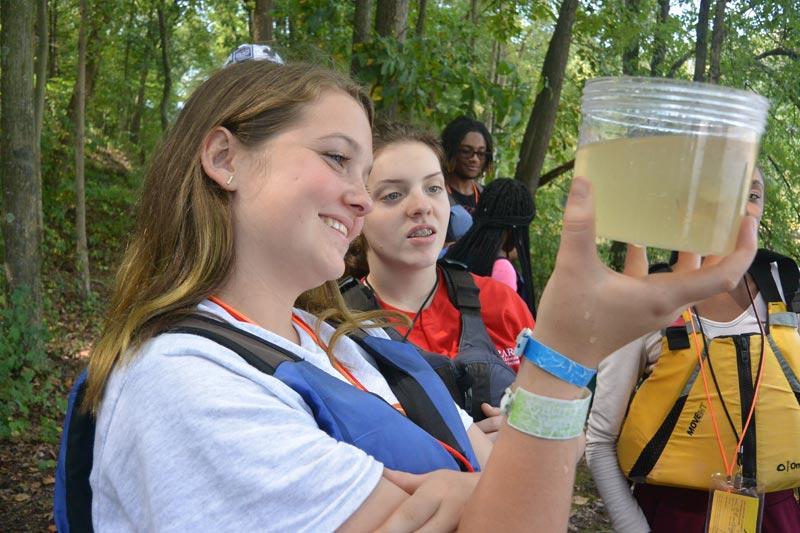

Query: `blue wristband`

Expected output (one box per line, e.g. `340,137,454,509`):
514,329,597,388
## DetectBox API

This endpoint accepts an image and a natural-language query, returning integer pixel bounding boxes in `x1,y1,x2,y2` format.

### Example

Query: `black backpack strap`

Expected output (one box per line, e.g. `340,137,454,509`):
338,276,381,312
747,249,800,312
347,332,473,472
438,259,514,419
167,314,302,374
380,327,471,408
438,259,482,318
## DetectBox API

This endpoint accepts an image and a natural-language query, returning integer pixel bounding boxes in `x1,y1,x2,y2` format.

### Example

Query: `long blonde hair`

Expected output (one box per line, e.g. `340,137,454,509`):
85,60,374,413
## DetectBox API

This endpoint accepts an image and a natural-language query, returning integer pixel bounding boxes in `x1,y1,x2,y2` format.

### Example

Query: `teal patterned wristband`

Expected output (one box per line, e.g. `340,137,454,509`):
514,329,597,388
499,386,592,440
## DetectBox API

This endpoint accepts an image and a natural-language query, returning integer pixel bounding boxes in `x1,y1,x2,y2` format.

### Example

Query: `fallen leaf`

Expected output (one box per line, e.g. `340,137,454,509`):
43,476,56,485
572,495,589,505
14,493,31,502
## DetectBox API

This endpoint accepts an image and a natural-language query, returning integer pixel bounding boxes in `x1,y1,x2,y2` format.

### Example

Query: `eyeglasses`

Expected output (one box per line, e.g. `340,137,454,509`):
457,147,490,161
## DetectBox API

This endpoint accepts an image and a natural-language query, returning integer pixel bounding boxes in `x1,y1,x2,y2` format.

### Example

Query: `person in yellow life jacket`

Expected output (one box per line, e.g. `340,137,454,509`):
586,167,800,533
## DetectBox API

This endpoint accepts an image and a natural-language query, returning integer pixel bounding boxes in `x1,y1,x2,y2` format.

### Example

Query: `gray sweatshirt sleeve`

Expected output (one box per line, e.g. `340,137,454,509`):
586,334,653,533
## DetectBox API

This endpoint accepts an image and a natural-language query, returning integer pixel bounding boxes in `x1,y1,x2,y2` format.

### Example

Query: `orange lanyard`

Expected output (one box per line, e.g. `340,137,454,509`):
446,181,480,203
291,313,407,415
209,296,254,323
208,297,406,413
290,313,370,393
687,306,766,478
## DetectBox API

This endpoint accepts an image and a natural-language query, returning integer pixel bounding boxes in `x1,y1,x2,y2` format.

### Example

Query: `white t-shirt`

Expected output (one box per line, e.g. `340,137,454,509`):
90,301,473,532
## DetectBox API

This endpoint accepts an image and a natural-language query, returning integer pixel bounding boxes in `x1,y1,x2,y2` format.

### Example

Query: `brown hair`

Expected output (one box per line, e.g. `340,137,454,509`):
372,120,445,164
84,60,374,413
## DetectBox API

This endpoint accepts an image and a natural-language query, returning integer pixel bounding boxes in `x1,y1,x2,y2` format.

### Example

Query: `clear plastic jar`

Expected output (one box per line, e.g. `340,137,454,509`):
575,76,769,255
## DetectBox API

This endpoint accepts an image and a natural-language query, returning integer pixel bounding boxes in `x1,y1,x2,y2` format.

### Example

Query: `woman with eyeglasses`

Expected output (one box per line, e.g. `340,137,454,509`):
441,116,494,214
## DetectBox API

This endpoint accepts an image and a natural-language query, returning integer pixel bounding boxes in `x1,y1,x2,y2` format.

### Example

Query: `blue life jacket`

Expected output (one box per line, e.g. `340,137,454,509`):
274,334,479,474
54,314,479,533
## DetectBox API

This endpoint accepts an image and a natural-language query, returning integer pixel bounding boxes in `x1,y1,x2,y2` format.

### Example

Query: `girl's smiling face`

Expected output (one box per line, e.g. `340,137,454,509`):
227,90,373,294
362,141,450,273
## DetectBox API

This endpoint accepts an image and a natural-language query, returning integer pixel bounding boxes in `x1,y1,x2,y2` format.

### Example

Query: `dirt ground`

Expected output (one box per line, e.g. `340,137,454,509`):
0,353,84,532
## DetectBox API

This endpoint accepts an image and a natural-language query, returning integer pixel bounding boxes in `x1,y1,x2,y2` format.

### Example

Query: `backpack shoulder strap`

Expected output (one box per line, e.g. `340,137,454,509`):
748,249,800,311
349,328,471,408
338,276,380,312
167,314,302,374
437,258,482,318
55,368,95,533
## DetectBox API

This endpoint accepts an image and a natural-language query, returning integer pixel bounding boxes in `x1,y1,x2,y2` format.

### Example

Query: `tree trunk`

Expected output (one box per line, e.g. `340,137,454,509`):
67,0,112,125
119,4,137,138
375,0,410,119
49,0,58,77
75,0,91,297
470,0,479,50
416,0,427,36
694,0,712,81
708,0,728,84
375,0,409,41
130,48,150,149
34,0,48,234
622,0,640,75
157,1,172,132
252,0,273,43
351,0,373,75
513,0,579,194
650,0,670,76
1,0,43,321
482,39,501,133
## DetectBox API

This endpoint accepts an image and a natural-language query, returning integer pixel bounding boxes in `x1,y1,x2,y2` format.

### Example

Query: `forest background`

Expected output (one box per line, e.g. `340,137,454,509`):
1,0,798,530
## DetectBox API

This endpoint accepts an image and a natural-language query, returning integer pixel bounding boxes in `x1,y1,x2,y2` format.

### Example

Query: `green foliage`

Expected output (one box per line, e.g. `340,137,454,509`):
528,178,569,298
28,0,799,293
349,0,536,175
0,288,59,442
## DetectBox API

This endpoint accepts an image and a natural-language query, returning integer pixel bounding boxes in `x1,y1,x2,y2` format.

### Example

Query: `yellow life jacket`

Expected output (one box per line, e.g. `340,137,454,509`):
617,252,800,491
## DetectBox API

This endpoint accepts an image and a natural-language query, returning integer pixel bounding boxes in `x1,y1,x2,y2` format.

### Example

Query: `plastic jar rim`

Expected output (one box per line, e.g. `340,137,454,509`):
581,76,769,131
582,76,768,105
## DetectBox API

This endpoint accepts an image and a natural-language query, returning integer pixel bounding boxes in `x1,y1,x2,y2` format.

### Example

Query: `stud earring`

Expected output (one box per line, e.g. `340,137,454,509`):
226,175,234,185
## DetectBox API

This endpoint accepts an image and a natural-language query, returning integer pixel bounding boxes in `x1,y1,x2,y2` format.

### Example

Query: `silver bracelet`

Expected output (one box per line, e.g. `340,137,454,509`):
499,386,592,440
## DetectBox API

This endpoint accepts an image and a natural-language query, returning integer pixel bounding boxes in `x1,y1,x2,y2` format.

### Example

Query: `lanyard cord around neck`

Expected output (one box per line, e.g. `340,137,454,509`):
687,276,767,478
365,271,440,343
446,181,480,204
208,296,373,395
289,313,370,393
290,307,409,416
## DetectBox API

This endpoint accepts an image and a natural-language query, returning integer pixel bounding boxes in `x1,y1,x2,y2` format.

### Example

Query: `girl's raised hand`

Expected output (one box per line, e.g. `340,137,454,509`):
531,177,758,368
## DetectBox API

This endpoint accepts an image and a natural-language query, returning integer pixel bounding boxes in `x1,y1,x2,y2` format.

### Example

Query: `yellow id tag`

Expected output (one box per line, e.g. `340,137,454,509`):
705,473,764,533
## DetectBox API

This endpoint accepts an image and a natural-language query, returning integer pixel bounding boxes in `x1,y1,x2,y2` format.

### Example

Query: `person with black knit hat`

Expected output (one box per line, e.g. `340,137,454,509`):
445,178,537,317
